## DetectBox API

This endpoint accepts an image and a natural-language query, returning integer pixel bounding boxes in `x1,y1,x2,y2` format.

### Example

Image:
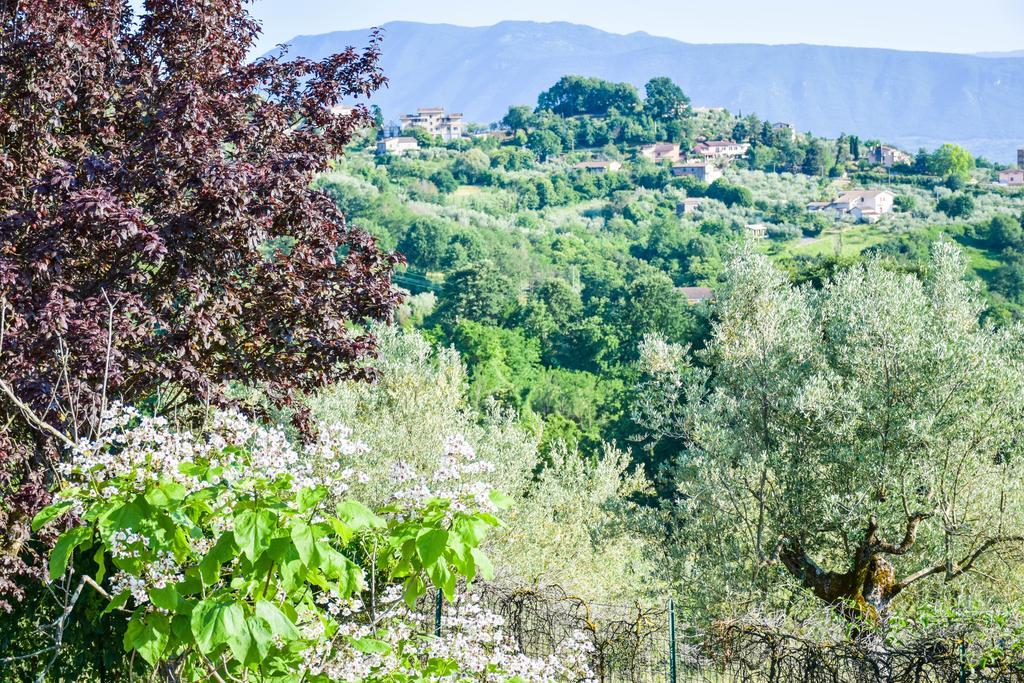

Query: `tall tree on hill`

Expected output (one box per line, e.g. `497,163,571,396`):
0,0,400,607
643,77,691,121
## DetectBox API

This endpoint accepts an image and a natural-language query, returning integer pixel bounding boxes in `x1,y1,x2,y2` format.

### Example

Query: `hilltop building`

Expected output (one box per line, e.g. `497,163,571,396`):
671,161,722,183
745,223,768,239
399,107,465,141
693,140,749,160
808,189,895,223
771,122,796,141
376,136,419,155
677,198,710,215
638,142,681,164
575,159,622,174
680,287,715,304
865,145,911,168
999,168,1024,186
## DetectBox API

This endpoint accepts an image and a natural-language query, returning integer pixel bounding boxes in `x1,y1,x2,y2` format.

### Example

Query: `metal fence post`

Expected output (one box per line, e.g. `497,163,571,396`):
434,590,443,637
668,598,677,683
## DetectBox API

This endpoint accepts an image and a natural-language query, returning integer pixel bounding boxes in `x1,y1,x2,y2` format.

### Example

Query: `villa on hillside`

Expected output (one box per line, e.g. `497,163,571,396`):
745,223,768,239
999,168,1024,186
638,142,681,163
677,198,710,215
671,161,722,183
399,107,465,141
376,136,419,155
680,286,715,304
808,189,895,223
575,159,622,174
693,140,749,161
865,145,912,169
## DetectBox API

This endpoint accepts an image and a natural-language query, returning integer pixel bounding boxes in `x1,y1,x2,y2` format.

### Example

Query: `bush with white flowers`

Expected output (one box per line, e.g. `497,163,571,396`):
34,406,593,682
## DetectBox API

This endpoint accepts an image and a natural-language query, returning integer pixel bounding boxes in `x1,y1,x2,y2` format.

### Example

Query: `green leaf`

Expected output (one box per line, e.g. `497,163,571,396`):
49,526,92,580
403,575,426,609
191,599,247,660
198,532,236,587
279,545,307,593
234,509,276,562
336,500,384,530
471,548,494,581
102,590,129,616
145,481,187,507
150,584,179,612
296,487,326,513
488,489,513,510
134,613,170,666
255,600,300,641
415,528,449,568
245,616,274,664
290,521,319,567
352,637,391,655
32,500,73,531
428,560,456,602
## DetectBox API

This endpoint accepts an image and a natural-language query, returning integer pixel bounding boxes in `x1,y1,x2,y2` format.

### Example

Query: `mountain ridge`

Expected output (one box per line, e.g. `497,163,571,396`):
274,20,1024,161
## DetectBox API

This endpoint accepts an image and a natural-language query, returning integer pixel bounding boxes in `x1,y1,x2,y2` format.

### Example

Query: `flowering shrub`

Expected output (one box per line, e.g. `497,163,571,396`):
29,406,594,682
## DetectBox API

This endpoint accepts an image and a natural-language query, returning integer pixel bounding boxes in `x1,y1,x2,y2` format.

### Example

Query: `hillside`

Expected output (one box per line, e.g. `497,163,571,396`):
276,20,1024,161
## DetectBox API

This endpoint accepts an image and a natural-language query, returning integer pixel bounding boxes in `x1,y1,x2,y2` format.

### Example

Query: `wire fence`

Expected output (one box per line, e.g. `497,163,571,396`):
421,583,1024,682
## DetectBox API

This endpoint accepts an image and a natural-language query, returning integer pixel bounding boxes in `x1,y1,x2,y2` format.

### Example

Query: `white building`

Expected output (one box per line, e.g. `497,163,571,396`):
399,107,465,141
808,189,895,223
575,160,623,174
671,161,722,183
376,136,419,155
693,140,749,160
745,223,768,239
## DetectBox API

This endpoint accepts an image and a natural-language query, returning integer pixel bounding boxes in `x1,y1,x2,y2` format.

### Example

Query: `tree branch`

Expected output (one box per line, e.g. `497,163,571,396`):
876,512,932,556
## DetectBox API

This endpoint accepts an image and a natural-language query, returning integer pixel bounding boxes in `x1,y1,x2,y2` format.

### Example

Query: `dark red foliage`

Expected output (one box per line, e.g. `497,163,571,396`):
0,0,401,602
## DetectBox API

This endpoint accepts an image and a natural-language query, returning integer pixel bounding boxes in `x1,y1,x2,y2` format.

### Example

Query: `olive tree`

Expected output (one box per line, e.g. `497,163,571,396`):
637,242,1024,621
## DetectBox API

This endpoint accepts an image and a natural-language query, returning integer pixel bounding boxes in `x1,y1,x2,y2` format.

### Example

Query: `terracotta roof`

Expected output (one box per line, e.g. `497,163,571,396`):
680,286,715,302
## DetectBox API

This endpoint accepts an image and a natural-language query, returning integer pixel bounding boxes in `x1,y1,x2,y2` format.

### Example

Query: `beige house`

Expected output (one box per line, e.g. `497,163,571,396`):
808,189,895,222
677,198,710,215
399,107,465,141
376,136,419,155
693,140,749,160
680,286,715,304
865,145,911,168
671,161,722,183
638,142,681,163
998,168,1024,186
745,223,768,239
575,159,622,174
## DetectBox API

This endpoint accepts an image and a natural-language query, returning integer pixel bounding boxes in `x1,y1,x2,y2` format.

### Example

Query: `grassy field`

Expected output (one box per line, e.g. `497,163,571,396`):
765,224,891,260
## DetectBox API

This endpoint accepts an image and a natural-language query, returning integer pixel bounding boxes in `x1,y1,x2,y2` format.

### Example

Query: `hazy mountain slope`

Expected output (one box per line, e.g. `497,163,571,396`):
278,21,1024,161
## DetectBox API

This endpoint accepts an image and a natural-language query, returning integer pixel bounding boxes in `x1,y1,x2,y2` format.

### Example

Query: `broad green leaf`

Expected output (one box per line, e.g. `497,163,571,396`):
290,521,319,567
336,500,384,530
191,599,247,659
471,548,494,581
255,600,300,641
245,616,274,664
145,481,187,507
352,637,391,655
133,612,170,666
415,528,448,568
49,526,92,580
199,532,236,587
279,545,307,593
403,575,426,609
32,500,73,531
488,489,513,510
234,509,276,562
102,590,129,616
427,561,456,602
150,584,179,612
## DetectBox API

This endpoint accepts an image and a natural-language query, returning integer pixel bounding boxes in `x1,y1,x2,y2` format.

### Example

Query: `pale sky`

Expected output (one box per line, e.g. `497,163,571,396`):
234,0,1024,57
